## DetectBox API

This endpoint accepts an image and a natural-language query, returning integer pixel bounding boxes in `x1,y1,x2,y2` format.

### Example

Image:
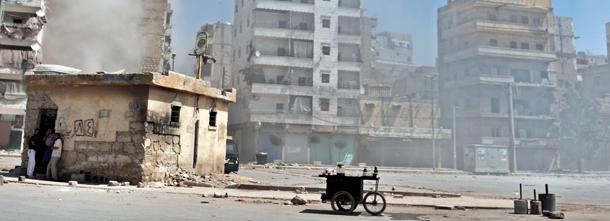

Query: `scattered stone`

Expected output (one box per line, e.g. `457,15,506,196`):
201,201,209,203
68,181,78,187
291,195,307,205
116,190,121,194
202,193,209,197
283,201,293,205
108,181,120,186
433,195,441,198
137,182,146,188
18,176,26,181
121,181,130,186
295,186,307,194
549,211,565,219
129,190,134,193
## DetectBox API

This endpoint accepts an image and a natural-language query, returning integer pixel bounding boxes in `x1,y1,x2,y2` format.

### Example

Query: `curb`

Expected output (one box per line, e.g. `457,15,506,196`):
248,165,469,175
230,183,461,198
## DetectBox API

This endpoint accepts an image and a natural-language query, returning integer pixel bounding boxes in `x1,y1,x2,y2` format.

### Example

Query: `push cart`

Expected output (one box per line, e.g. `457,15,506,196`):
319,174,386,215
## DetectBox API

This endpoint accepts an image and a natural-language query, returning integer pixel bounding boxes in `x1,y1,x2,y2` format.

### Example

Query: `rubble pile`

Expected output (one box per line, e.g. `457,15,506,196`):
139,167,261,188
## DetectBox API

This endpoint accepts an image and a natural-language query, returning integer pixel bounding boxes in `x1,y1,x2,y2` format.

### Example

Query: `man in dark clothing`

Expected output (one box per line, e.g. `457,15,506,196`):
27,129,41,178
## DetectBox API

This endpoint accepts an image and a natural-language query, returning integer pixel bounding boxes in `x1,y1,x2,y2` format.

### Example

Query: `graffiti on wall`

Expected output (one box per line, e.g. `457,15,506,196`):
66,119,95,139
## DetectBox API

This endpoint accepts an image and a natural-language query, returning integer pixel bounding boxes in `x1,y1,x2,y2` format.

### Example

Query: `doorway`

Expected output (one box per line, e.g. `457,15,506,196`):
35,109,57,174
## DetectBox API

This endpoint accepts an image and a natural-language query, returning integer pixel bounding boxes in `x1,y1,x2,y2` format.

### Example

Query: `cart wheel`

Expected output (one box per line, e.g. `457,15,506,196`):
363,192,386,216
331,191,356,215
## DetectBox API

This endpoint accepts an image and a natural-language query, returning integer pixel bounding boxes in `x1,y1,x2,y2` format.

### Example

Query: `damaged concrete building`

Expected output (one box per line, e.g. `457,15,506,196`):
198,22,233,89
370,31,417,85
229,0,378,165
0,0,46,150
20,71,235,183
438,0,578,171
140,0,174,72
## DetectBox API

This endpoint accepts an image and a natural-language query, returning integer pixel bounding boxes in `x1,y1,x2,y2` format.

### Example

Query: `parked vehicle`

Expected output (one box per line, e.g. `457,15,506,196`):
224,136,239,174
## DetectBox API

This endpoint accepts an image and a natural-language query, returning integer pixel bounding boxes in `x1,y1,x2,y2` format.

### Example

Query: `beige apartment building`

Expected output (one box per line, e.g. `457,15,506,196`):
198,22,233,89
438,0,571,171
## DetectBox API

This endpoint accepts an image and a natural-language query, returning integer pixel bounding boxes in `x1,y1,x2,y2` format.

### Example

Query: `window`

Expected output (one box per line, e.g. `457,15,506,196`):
521,16,528,24
491,128,501,137
171,106,181,123
510,41,517,49
536,44,544,51
491,66,499,75
534,18,542,26
276,104,284,113
276,75,284,84
322,19,330,28
322,46,330,55
464,69,469,77
489,39,498,47
241,0,244,7
238,46,241,59
488,14,497,21
235,4,238,12
491,98,500,113
240,21,243,33
234,27,237,37
298,77,307,86
321,73,330,83
13,19,23,24
299,22,308,30
279,21,287,28
209,111,217,127
396,52,400,56
277,48,286,56
247,16,250,27
376,51,379,56
301,0,309,3
511,69,530,83
520,42,529,50
320,99,330,111
464,41,469,49
232,49,235,61
465,98,471,107
540,71,549,79
246,42,249,54
510,15,518,23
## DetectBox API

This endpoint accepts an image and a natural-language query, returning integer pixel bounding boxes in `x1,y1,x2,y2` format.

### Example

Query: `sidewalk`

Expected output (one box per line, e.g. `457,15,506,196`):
2,175,513,209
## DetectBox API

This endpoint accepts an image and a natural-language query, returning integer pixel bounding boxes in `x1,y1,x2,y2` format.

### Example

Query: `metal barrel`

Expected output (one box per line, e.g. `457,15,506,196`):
538,193,556,216
514,200,528,214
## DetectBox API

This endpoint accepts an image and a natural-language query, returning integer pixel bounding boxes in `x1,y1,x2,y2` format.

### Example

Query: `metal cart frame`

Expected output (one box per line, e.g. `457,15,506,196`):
319,174,387,215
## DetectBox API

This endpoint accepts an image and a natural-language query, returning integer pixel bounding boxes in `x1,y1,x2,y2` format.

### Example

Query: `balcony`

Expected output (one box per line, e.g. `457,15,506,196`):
251,82,313,96
481,137,555,148
255,0,314,13
251,50,313,68
359,127,452,139
0,49,38,76
337,0,360,17
253,23,314,40
250,110,313,124
444,74,512,88
0,23,42,43
443,19,549,38
443,45,556,63
480,112,554,120
3,0,44,8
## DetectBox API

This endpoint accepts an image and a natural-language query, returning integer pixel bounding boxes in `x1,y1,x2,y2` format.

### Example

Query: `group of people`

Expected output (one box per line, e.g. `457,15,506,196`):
26,128,62,180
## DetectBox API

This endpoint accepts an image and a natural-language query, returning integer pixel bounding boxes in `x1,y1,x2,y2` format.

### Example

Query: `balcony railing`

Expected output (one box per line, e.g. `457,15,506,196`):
0,49,38,70
338,55,360,62
258,50,314,58
338,28,360,35
337,111,359,117
338,0,360,8
338,80,359,89
274,0,314,4
253,22,315,31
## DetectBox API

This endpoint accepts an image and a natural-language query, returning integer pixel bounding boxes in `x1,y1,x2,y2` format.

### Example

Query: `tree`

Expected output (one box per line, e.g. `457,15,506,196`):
269,132,284,161
556,84,610,173
334,140,348,163
309,134,321,162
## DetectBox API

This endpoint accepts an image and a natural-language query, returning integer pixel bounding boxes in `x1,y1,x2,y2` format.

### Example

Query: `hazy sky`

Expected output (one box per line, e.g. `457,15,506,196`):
169,0,610,75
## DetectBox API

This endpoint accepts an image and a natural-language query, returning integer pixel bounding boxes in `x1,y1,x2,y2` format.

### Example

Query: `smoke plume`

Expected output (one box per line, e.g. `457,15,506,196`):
42,0,145,73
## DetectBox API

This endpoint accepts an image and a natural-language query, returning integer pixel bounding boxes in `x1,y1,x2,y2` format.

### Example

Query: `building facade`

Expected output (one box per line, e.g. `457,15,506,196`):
20,71,235,183
0,0,46,150
198,22,233,89
438,0,562,170
140,0,173,73
229,0,376,164
370,31,417,85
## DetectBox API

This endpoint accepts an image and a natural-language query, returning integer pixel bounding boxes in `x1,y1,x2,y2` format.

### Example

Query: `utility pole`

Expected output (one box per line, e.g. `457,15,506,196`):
453,107,458,170
426,74,439,170
508,84,517,173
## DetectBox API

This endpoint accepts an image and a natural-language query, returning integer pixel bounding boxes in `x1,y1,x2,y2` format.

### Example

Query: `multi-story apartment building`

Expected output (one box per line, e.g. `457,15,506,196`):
370,32,417,85
438,0,562,171
228,0,376,164
576,52,607,69
198,22,233,89
0,0,46,150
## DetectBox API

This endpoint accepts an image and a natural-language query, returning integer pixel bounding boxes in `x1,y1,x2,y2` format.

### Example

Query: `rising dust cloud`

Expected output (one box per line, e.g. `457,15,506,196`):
43,0,145,73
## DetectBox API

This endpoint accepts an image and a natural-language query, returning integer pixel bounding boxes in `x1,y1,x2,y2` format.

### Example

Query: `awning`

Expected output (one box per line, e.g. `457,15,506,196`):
289,125,310,133
314,125,334,133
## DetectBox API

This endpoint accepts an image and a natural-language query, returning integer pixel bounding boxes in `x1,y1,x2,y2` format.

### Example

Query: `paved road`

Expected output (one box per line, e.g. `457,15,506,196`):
241,168,610,206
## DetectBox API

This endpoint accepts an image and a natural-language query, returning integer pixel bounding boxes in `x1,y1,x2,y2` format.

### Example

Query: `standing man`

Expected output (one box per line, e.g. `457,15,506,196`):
46,133,62,181
43,129,55,151
26,129,41,178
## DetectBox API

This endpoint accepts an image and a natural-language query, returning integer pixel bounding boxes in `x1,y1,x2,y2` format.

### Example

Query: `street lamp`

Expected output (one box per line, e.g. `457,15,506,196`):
171,53,176,72
426,73,439,170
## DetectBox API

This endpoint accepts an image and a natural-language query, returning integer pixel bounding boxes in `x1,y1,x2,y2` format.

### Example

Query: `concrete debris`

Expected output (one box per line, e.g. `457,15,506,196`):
68,181,78,187
295,186,307,194
108,181,120,186
121,182,130,186
549,211,565,219
137,182,146,188
291,195,307,205
214,192,221,198
18,176,26,181
202,193,209,197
